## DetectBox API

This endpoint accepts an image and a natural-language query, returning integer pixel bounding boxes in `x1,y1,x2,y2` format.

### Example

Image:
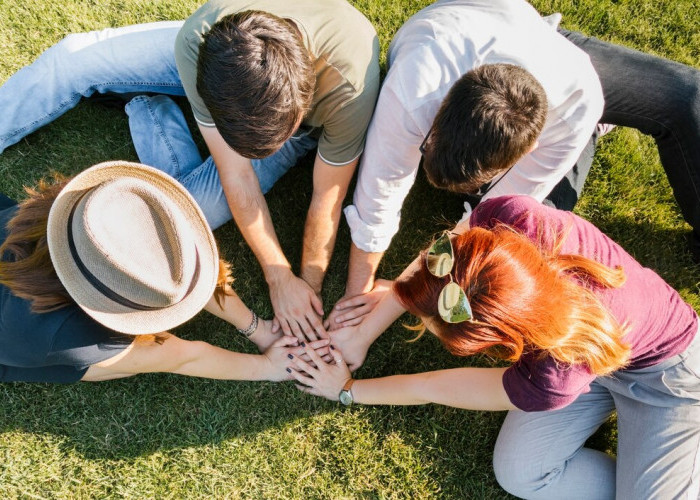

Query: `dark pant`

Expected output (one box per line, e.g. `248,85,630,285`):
545,29,700,242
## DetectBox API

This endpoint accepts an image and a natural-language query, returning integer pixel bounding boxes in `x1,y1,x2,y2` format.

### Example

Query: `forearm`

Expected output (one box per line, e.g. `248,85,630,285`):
86,334,274,381
301,156,357,293
172,341,271,381
355,289,406,346
204,291,253,331
226,174,292,284
200,125,292,283
300,196,342,294
345,242,384,296
352,367,514,410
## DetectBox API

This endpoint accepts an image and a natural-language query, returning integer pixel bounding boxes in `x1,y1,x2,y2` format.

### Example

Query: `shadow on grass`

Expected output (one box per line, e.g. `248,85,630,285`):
0,106,696,498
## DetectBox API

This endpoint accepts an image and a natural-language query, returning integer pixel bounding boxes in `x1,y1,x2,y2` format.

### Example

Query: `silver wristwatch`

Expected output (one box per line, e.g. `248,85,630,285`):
339,378,355,406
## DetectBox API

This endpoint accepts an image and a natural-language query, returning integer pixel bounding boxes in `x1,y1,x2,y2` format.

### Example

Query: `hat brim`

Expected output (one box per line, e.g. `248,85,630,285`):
47,161,218,335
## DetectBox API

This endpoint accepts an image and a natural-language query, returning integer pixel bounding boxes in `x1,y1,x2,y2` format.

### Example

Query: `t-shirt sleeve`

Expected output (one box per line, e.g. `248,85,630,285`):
175,20,215,127
502,353,595,411
44,311,134,373
0,364,89,384
0,309,132,384
317,74,380,166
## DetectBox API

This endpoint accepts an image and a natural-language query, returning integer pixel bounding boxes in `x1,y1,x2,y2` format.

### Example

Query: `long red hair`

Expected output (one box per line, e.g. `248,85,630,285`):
394,225,630,376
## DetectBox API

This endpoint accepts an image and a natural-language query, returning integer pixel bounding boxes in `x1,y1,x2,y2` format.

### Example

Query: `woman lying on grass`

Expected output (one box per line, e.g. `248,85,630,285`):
291,195,700,499
0,161,327,383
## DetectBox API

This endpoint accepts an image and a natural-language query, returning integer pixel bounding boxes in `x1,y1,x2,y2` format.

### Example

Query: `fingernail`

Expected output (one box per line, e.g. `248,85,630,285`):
286,368,292,373
330,345,335,350
287,354,293,359
300,342,306,347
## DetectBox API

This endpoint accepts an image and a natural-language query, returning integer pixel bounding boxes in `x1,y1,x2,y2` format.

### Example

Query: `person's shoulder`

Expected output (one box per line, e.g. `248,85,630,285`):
296,0,379,90
471,195,542,226
0,287,78,367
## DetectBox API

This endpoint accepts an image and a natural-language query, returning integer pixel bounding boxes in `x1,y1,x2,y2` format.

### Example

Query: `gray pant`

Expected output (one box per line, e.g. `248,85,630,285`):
493,330,700,499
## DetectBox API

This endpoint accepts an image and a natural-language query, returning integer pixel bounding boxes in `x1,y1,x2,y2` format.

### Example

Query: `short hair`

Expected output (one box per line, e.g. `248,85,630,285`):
197,11,315,159
422,64,548,194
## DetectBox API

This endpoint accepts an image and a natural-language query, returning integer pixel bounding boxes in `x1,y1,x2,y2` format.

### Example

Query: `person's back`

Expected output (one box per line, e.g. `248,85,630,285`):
345,0,603,253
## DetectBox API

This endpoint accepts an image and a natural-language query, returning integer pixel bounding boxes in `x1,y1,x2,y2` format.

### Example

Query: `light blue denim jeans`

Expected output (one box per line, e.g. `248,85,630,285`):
493,329,700,499
0,22,318,229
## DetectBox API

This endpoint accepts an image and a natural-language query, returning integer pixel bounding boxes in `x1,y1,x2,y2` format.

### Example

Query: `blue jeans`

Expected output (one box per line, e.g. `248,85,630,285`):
493,330,700,499
0,22,318,229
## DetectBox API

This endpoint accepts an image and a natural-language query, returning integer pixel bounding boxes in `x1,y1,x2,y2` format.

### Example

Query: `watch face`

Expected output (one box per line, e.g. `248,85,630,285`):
339,390,353,406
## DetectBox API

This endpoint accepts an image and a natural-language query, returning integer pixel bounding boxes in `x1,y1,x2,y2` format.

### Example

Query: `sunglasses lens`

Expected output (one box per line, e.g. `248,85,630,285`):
426,233,453,277
438,282,473,323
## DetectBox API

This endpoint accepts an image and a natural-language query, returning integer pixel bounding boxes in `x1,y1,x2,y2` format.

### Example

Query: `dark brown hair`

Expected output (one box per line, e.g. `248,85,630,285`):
394,226,630,376
0,175,235,314
197,10,315,159
422,64,548,194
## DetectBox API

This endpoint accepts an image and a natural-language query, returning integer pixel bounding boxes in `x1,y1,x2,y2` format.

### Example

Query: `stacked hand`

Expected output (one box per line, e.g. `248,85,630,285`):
269,270,327,341
325,279,392,331
288,344,352,401
262,336,332,382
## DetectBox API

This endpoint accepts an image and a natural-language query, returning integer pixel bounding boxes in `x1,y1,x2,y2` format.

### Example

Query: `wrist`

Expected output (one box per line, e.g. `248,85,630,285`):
236,310,258,338
300,268,323,296
265,265,293,287
345,275,374,297
338,377,356,405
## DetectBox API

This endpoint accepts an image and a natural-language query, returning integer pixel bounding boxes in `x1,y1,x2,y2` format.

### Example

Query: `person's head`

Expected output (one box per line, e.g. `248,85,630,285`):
421,64,548,195
197,10,315,158
393,226,630,376
0,161,234,334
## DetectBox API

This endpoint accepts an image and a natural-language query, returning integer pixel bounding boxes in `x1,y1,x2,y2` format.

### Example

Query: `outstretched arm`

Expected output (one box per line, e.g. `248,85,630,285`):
200,125,325,342
204,290,281,353
300,155,357,296
291,346,515,411
325,243,385,330
82,333,330,382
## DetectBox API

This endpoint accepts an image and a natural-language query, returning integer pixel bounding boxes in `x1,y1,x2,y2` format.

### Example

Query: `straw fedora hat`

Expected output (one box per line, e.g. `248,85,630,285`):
47,161,218,335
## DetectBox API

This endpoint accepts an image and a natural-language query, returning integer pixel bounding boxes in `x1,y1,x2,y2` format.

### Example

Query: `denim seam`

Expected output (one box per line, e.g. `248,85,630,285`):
142,97,181,177
1,92,81,140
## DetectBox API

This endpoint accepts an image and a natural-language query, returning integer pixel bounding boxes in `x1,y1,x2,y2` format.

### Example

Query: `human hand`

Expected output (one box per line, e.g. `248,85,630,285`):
248,318,282,352
263,336,330,382
289,344,352,401
269,269,327,341
328,324,371,372
325,280,393,331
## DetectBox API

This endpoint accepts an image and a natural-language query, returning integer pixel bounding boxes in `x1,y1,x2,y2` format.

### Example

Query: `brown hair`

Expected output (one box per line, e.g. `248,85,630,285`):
394,226,630,376
422,64,548,194
197,10,315,159
0,175,234,314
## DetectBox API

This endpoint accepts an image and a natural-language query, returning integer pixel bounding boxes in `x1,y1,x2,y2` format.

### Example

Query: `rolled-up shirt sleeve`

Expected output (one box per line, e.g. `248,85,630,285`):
344,85,424,253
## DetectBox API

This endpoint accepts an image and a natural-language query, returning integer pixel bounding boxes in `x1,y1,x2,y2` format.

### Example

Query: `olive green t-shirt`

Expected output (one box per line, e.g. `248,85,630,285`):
175,0,380,165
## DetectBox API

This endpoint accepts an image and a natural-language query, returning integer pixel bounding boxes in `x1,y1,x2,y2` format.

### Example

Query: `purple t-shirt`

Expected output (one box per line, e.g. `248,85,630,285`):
469,195,698,411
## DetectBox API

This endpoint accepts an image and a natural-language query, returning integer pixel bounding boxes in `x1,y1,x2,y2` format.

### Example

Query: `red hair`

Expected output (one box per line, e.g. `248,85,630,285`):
394,225,630,375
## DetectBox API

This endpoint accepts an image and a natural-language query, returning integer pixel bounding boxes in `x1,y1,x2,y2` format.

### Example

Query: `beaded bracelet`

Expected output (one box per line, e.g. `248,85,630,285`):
237,311,258,338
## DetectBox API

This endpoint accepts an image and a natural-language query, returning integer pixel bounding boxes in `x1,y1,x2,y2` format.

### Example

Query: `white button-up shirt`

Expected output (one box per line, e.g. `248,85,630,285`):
344,0,604,252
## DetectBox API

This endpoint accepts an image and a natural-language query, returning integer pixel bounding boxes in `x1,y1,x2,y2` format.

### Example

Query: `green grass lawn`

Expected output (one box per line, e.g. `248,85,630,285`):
1,0,699,497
